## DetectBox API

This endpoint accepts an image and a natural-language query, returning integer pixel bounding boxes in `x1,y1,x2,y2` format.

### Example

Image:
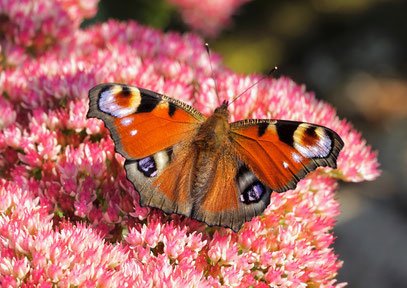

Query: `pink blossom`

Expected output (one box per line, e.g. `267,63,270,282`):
0,0,379,286
0,0,98,53
0,98,16,129
169,0,252,37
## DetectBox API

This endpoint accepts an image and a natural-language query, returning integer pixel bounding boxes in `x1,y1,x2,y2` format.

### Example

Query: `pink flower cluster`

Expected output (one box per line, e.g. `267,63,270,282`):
0,0,379,286
0,0,98,66
169,0,252,37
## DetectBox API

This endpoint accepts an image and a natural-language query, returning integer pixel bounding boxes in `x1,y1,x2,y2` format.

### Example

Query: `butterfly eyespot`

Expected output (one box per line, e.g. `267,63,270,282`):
137,156,157,177
240,182,265,204
293,125,333,158
98,85,141,118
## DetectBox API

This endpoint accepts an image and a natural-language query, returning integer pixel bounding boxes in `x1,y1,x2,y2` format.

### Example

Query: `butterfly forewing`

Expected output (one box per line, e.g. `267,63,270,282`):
230,119,344,192
87,83,206,159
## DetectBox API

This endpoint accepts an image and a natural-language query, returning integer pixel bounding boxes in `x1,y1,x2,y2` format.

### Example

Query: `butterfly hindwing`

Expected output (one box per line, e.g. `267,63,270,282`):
230,119,344,192
87,83,206,159
192,154,272,232
124,142,196,216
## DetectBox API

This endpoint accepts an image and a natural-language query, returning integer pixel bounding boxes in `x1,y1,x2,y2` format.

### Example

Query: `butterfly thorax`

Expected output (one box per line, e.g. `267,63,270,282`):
194,105,230,151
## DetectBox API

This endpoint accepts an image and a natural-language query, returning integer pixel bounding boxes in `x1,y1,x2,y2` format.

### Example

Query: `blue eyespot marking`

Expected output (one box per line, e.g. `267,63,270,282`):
137,156,157,177
241,181,265,204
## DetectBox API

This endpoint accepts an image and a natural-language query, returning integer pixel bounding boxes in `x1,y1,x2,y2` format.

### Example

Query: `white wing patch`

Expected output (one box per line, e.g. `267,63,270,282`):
130,129,138,136
121,117,133,126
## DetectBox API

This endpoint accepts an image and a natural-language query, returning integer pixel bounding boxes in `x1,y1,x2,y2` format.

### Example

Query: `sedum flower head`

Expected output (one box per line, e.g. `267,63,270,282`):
168,0,252,37
0,0,379,286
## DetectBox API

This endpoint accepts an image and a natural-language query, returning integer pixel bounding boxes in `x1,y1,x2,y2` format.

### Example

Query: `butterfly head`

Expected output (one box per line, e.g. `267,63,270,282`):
214,100,230,119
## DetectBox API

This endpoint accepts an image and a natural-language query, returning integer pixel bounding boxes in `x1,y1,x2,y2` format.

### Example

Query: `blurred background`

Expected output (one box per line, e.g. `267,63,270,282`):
84,1,407,287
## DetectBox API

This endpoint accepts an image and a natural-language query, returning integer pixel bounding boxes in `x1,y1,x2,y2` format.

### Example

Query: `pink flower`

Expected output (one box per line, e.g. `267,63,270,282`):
0,0,98,54
0,98,17,129
169,0,252,37
0,0,380,286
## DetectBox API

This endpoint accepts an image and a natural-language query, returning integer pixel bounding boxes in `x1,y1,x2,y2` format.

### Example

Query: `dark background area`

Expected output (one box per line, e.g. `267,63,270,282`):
85,1,407,286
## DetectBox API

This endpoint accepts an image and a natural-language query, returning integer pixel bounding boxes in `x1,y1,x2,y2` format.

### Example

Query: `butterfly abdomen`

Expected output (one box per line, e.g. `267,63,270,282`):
189,108,235,210
192,150,218,200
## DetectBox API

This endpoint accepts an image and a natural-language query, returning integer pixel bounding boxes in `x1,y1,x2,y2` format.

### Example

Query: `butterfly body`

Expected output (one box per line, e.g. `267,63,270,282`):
88,83,344,231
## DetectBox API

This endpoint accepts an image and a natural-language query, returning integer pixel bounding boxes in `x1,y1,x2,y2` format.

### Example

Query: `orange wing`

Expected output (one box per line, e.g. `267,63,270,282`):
125,144,197,217
230,119,344,192
88,83,206,159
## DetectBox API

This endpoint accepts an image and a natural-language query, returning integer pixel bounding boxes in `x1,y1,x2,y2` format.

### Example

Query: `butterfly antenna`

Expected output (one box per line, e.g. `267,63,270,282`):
205,43,221,105
228,66,278,106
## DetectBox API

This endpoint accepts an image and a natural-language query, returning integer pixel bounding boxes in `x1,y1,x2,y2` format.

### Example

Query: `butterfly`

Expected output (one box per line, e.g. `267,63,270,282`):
87,83,344,232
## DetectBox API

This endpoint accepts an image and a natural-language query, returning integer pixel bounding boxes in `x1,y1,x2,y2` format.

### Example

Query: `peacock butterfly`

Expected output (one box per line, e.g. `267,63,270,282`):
87,83,344,232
